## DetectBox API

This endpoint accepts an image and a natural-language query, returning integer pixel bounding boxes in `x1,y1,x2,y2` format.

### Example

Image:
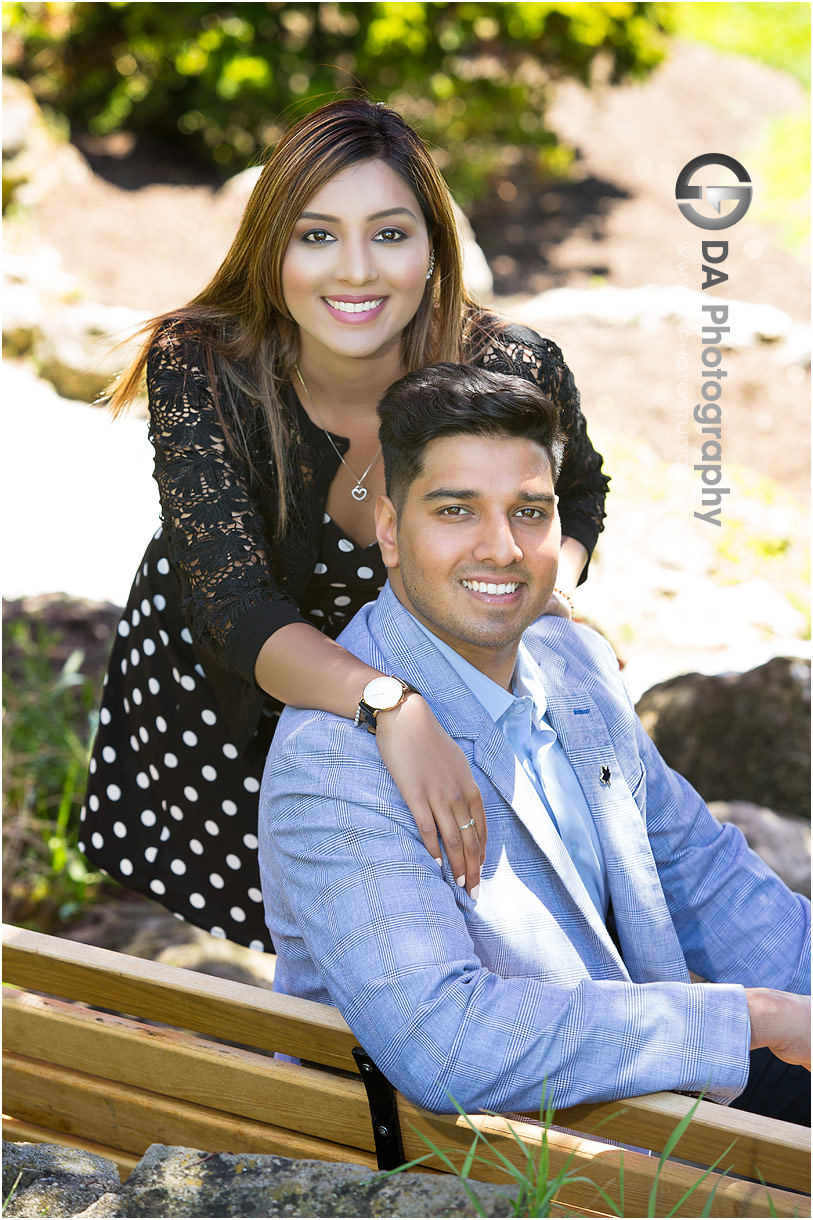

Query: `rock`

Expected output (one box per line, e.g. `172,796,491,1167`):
2,76,90,213
635,657,811,819
708,801,810,896
113,1145,517,1218
33,300,150,402
2,1142,120,1218
219,167,494,301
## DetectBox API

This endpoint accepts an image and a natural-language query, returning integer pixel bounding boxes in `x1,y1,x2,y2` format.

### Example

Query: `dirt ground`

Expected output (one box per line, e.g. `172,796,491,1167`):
29,39,811,500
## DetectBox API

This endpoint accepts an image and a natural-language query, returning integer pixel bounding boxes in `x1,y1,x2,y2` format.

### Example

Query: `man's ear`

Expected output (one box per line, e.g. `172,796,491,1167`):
375,494,399,569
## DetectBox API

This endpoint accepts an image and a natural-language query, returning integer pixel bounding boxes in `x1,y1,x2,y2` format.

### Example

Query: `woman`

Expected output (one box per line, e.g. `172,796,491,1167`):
80,98,609,951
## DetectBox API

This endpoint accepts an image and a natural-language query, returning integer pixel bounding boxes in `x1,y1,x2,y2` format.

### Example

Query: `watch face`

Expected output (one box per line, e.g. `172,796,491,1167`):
363,676,404,710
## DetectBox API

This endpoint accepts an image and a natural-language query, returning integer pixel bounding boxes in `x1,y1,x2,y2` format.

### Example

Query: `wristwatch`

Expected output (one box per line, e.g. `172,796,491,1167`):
354,675,419,734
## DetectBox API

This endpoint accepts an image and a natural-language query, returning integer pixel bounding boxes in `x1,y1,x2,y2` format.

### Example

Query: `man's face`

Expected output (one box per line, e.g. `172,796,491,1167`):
376,433,561,683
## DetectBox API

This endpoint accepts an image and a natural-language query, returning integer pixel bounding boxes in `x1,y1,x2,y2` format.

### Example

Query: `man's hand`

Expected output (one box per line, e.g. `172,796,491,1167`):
746,988,811,1070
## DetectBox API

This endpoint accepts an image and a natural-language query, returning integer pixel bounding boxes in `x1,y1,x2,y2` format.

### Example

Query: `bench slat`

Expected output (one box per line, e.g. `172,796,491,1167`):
4,1054,379,1171
1,1116,139,1178
397,1104,810,1219
3,989,375,1154
2,924,357,1069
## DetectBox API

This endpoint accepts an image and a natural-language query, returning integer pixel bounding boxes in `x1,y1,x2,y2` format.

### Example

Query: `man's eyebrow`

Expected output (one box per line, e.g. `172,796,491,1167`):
422,489,557,504
297,207,419,222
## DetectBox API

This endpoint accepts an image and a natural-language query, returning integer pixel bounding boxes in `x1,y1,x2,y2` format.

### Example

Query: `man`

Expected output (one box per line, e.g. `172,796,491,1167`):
259,364,809,1121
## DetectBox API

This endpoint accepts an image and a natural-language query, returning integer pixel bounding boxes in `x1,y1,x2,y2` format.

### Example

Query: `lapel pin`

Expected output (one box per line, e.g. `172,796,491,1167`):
600,765,611,787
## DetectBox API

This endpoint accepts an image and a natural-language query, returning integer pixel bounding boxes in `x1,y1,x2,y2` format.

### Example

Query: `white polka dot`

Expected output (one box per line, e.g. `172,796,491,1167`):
143,639,156,657
123,698,130,713
149,765,160,781
130,735,140,752
131,609,141,628
159,826,170,842
139,725,150,743
323,512,330,524
78,836,85,849
248,887,263,903
120,858,133,876
150,879,166,896
314,562,327,574
333,595,351,607
169,805,184,821
89,794,99,812
201,709,217,726
357,566,374,579
170,859,187,875
226,854,241,870
222,744,238,760
102,745,116,763
180,675,196,692
184,786,199,802
140,810,157,827
194,663,205,677
222,799,237,816
100,707,112,725
132,688,142,706
180,628,193,645
190,892,206,909
117,620,130,638
148,676,160,694
310,608,325,618
89,758,97,775
130,649,140,667
164,752,178,768
120,659,128,676
230,906,246,923
158,626,169,642
243,777,260,793
143,560,150,574
171,666,181,683
201,765,217,782
106,784,121,801
141,598,151,616
329,582,346,589
91,832,104,849
190,839,204,855
338,538,353,552
204,820,220,836
209,873,225,889
157,557,170,575
210,926,226,939
173,912,186,923
183,730,198,747
153,528,162,541
243,833,258,850
144,845,158,863
113,821,127,838
155,716,168,733
249,940,265,952
136,771,150,789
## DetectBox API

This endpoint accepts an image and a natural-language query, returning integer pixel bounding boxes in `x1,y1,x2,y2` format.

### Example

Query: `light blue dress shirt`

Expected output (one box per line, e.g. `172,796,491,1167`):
411,617,608,918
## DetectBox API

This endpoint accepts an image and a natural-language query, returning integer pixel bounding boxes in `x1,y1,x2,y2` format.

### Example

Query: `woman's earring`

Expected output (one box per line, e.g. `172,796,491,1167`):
426,251,436,280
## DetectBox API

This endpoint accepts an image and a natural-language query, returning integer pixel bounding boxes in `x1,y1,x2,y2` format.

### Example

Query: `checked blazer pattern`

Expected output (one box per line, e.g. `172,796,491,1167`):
259,582,810,1115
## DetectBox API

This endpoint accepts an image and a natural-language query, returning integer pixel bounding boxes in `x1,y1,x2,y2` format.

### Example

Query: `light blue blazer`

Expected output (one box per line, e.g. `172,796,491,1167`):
259,583,810,1115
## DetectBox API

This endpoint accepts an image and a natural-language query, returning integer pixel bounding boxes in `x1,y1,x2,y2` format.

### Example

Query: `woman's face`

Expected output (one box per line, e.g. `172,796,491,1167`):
282,158,432,368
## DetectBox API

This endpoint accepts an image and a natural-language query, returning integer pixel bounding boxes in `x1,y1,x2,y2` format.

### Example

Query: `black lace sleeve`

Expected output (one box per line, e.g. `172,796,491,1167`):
476,324,610,579
147,324,305,681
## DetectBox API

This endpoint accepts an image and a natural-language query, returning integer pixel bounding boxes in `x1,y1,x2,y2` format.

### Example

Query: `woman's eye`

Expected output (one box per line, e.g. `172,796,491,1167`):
301,229,335,244
373,227,407,243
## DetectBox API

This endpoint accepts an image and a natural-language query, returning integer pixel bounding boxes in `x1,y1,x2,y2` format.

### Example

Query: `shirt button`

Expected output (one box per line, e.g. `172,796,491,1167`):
571,842,580,857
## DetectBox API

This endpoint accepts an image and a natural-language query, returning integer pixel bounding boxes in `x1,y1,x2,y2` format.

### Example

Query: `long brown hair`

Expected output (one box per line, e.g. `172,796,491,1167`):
110,98,492,535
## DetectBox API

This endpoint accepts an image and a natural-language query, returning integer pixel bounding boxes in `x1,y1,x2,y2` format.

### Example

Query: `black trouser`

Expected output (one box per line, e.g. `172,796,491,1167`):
729,1048,810,1127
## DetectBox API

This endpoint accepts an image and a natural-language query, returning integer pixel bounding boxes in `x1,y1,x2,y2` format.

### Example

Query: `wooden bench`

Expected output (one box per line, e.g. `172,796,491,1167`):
3,924,809,1217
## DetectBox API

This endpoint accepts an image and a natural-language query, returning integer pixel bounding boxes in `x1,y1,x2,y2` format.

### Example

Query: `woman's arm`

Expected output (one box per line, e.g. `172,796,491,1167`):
255,623,486,895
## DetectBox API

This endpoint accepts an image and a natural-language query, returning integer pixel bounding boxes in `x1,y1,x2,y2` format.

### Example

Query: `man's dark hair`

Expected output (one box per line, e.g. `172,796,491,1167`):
377,363,566,509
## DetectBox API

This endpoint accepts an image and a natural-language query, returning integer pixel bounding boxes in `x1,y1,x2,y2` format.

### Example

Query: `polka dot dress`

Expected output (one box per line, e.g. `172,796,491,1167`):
81,516,386,951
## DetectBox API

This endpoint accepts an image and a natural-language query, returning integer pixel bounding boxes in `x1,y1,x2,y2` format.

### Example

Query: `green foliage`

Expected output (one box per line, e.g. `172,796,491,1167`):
2,615,104,930
3,1,669,203
658,2,811,85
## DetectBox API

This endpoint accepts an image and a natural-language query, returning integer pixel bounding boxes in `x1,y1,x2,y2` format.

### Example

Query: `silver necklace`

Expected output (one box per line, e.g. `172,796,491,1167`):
294,364,382,502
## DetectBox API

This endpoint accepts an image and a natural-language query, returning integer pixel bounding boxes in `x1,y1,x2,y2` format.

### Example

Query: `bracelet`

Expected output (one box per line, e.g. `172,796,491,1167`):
554,587,575,617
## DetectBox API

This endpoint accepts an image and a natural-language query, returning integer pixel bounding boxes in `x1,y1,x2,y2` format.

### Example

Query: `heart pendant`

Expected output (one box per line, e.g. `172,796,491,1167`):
351,485,368,501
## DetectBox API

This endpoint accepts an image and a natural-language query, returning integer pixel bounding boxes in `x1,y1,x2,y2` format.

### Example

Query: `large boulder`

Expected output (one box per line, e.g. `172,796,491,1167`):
2,1142,120,1218
708,801,810,896
2,75,90,214
635,657,811,819
32,299,150,402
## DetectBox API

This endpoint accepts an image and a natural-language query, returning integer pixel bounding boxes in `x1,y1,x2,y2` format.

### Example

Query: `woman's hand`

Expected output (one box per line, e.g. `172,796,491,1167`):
543,590,573,619
375,693,486,898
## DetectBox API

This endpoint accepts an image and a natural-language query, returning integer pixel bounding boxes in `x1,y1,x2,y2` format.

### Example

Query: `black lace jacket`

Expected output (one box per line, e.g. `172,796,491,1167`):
148,321,609,727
